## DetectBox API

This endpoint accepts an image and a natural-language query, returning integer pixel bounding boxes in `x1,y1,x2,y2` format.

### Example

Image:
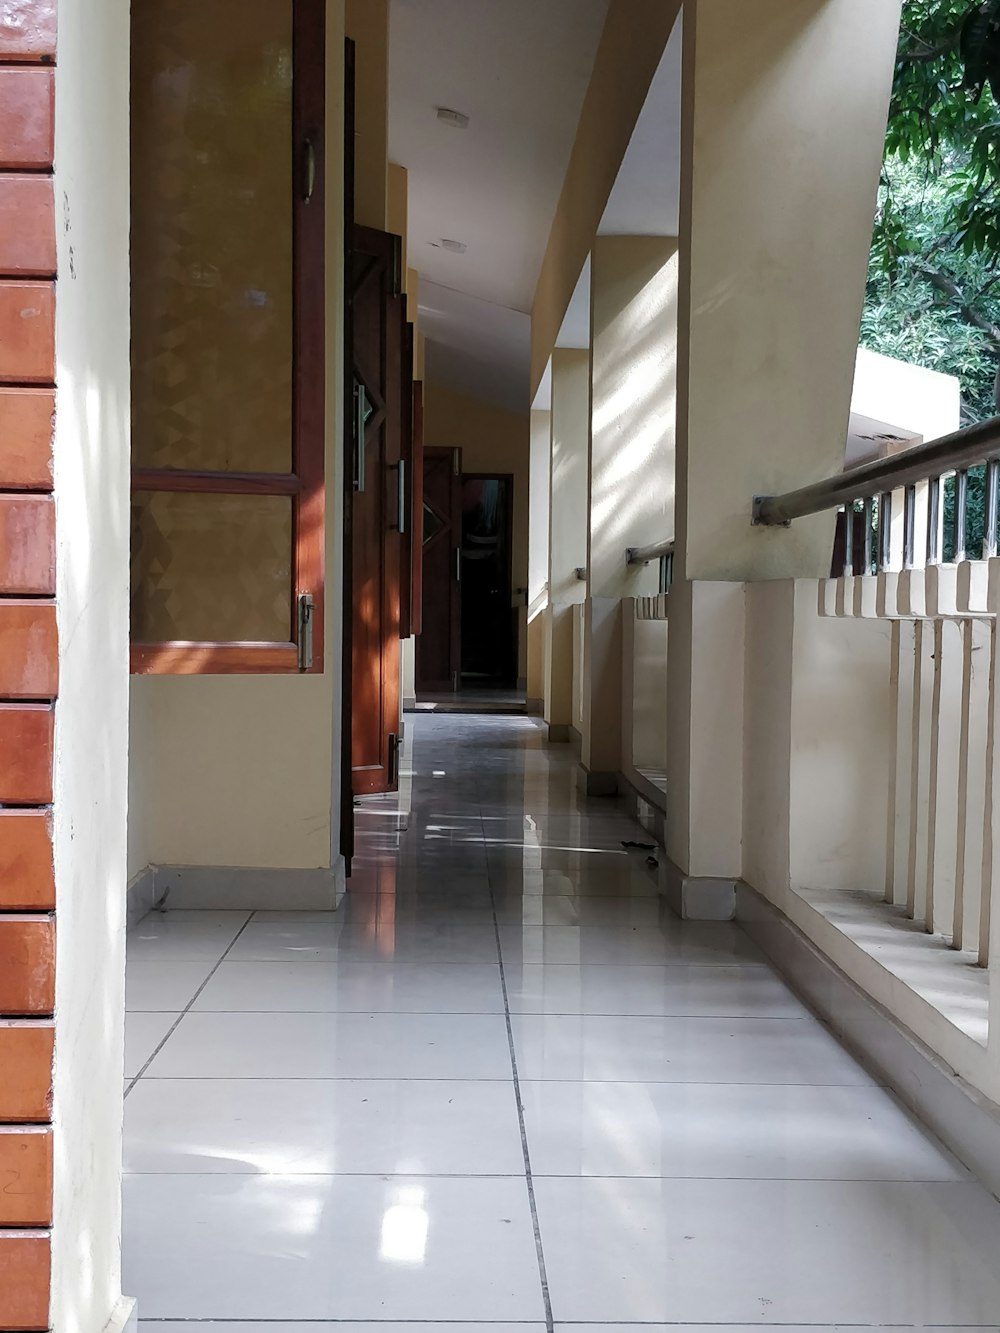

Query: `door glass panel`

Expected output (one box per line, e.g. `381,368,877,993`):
131,0,294,473
131,492,293,642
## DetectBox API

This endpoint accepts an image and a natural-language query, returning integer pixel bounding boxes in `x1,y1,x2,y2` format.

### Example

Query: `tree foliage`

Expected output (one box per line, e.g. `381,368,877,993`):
866,0,1000,425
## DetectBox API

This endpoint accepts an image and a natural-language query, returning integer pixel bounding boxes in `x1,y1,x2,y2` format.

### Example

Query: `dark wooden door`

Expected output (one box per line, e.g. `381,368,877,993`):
350,223,402,793
340,36,356,865
416,446,462,692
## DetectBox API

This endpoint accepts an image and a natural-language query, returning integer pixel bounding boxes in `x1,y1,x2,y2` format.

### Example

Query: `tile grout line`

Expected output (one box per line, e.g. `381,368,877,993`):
125,912,259,1096
479,796,556,1333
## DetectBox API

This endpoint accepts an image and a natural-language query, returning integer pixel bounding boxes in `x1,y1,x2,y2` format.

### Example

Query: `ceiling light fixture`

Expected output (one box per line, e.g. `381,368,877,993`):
436,106,470,129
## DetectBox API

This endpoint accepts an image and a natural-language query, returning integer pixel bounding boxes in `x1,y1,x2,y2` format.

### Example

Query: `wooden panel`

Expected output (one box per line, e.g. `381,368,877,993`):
131,641,298,676
0,177,55,278
0,389,53,489
0,282,54,385
416,447,462,691
410,382,424,637
0,1022,53,1122
351,226,402,794
0,69,54,170
0,495,55,595
0,916,54,1014
0,1,56,62
0,1232,50,1330
0,601,56,699
0,1130,52,1225
398,319,414,641
0,812,53,911
0,705,53,804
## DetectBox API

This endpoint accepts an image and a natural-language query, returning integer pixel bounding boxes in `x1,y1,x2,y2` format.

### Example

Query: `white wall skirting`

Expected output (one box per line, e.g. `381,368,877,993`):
737,883,1000,1202
128,861,346,921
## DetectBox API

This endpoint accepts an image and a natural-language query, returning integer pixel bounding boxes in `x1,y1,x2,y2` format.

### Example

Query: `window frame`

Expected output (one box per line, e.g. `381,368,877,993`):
129,0,326,677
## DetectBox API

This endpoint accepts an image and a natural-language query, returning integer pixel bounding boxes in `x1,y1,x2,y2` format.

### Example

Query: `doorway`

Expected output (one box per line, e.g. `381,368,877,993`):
460,474,515,688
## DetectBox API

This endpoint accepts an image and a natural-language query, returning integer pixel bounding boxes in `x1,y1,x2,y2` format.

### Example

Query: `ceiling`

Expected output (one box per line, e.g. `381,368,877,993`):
389,0,610,411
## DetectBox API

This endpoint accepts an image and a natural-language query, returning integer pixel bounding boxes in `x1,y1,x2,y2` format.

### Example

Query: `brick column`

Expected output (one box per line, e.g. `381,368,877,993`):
0,5,58,1328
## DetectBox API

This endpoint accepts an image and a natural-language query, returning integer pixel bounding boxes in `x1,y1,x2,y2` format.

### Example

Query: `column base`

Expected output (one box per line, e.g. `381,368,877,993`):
659,857,736,921
576,764,618,797
547,722,572,742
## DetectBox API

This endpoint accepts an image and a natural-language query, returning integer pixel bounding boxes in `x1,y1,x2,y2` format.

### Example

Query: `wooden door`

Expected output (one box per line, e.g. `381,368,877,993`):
351,223,402,793
416,446,462,692
340,36,356,863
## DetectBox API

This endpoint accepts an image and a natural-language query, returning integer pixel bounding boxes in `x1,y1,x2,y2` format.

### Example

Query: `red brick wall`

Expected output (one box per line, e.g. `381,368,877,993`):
0,3,57,1328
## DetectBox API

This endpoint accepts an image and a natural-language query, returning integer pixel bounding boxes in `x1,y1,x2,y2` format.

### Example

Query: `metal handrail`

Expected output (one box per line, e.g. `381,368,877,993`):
626,538,675,565
753,415,1000,526
626,538,674,593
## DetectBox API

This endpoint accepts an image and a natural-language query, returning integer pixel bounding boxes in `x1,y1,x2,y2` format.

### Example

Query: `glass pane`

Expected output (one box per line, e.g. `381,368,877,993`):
131,0,294,473
131,492,293,642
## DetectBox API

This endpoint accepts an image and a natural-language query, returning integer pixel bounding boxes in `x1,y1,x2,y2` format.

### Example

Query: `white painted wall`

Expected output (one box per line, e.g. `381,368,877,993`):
127,0,347,884
848,347,962,465
51,0,132,1328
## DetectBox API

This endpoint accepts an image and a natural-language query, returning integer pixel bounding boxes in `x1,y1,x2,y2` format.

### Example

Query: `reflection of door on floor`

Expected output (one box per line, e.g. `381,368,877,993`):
461,474,514,687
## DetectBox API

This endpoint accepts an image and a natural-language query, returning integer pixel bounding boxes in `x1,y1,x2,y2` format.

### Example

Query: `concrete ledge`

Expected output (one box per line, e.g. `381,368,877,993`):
617,772,667,847
737,882,1000,1201
126,867,158,931
131,863,345,915
576,764,618,797
660,858,736,921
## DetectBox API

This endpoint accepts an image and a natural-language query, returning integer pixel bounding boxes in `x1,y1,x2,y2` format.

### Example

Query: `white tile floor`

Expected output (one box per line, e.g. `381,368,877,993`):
123,713,1000,1330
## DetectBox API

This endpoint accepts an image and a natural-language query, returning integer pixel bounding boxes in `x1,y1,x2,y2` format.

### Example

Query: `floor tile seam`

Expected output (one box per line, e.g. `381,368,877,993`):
480,804,555,1333
125,913,259,1096
122,1171,531,1180
120,1170,965,1184
137,1009,812,1020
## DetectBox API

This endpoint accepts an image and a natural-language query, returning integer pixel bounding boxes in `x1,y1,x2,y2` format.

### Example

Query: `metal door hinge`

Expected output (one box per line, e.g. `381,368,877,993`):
454,547,462,582
388,731,400,785
297,592,315,670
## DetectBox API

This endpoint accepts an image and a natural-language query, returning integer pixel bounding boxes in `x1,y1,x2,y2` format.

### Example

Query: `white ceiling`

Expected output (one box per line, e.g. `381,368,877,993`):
389,0,610,410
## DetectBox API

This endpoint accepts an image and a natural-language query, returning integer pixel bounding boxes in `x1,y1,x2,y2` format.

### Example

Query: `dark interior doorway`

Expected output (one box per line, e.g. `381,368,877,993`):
461,474,515,687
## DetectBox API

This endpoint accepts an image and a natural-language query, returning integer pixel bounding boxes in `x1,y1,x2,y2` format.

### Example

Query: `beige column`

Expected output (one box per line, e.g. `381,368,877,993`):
665,0,902,888
545,350,589,739
527,408,551,711
581,236,678,792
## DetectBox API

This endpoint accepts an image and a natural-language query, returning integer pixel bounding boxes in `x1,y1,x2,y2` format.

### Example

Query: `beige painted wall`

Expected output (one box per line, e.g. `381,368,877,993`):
346,0,388,230
51,0,132,1327
128,0,347,880
423,381,530,680
527,408,551,703
530,0,682,395
676,0,902,582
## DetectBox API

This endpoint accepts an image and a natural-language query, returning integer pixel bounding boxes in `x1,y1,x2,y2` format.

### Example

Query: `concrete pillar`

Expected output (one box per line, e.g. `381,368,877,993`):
676,0,902,582
664,0,902,893
527,409,551,711
581,236,677,791
545,350,589,739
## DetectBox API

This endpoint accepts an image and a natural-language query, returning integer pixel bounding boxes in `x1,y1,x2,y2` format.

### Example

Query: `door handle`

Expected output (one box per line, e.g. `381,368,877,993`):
303,136,316,203
354,381,366,493
454,547,462,582
396,460,406,534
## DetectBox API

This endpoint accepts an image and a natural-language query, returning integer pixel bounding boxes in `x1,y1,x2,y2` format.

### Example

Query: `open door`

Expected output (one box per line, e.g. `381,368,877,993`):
350,224,403,793
416,446,462,693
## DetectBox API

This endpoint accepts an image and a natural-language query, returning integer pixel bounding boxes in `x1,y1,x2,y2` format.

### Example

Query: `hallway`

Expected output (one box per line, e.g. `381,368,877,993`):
122,714,1000,1328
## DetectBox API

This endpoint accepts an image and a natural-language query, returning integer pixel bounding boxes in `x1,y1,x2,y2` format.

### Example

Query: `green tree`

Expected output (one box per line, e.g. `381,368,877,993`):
863,1,1000,557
